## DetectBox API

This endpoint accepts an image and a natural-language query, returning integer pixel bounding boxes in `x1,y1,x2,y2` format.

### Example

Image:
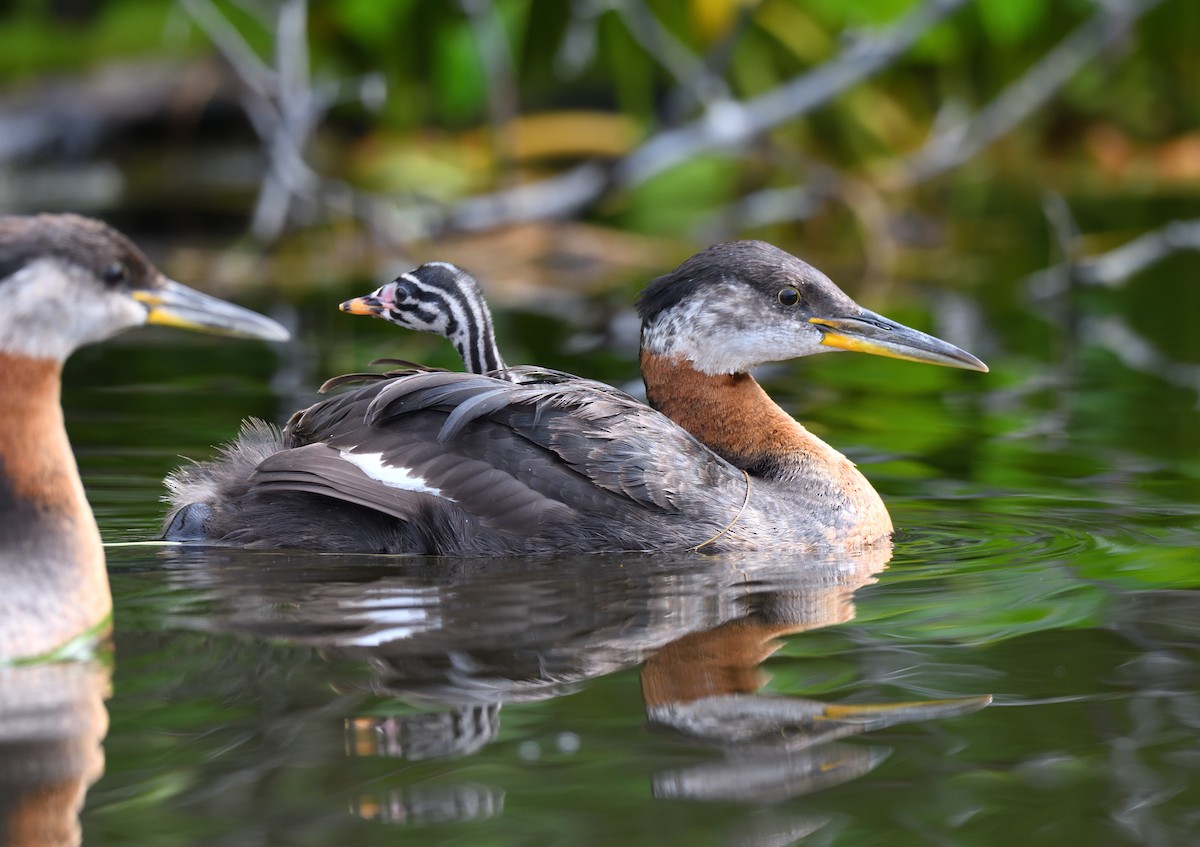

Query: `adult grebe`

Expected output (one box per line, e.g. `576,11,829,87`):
0,213,289,659
163,241,986,555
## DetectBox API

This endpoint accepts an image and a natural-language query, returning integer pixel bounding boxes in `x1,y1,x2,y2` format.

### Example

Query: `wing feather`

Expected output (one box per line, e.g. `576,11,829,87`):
259,370,746,527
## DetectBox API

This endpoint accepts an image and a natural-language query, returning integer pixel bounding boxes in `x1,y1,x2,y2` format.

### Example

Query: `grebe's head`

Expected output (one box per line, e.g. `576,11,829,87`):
637,240,987,376
0,213,287,361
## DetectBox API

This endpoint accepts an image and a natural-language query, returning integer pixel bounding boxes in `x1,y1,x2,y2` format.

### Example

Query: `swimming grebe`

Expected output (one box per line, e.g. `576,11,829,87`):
163,241,985,555
0,213,289,660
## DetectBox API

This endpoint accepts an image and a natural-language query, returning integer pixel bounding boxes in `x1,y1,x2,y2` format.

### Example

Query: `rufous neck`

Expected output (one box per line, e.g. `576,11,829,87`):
640,351,839,479
640,351,893,541
0,351,111,659
0,352,76,511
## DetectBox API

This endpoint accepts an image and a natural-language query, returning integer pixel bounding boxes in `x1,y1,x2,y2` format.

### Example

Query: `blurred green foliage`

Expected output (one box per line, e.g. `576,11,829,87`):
0,0,1195,301
2,0,1196,176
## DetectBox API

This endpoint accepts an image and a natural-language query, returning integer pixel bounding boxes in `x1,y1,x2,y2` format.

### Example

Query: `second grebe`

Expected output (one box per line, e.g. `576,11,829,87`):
0,213,288,659
163,241,986,554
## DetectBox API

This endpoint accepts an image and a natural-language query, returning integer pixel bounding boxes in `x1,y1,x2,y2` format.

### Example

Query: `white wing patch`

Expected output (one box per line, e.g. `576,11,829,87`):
339,450,455,500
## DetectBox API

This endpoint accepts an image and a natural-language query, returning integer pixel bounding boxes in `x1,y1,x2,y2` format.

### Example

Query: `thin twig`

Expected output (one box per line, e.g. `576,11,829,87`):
1086,315,1200,399
611,1,730,115
177,0,277,101
1028,217,1200,297
1074,219,1200,286
616,0,969,188
447,0,968,232
182,0,378,242
449,162,609,231
461,0,520,181
898,0,1164,185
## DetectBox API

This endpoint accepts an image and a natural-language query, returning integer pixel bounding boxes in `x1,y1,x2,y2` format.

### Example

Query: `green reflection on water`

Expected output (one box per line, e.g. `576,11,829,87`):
54,248,1200,846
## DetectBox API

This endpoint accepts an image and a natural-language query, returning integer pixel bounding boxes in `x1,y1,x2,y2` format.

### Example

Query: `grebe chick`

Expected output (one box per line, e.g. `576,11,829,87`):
163,241,985,555
340,261,510,376
0,213,288,660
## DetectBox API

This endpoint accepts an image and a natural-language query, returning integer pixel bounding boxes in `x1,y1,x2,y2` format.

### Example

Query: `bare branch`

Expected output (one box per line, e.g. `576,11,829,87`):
177,0,277,101
610,1,731,112
1025,193,1084,302
1028,217,1200,297
448,162,610,231
181,0,372,242
699,160,842,241
461,0,520,176
899,0,1164,184
1075,219,1200,286
554,0,601,78
704,184,828,234
277,0,313,132
1086,315,1200,399
616,0,969,188
448,0,968,232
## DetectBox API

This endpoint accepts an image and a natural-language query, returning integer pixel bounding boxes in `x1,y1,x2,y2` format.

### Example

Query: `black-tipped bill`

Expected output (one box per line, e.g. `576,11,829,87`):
132,279,289,341
340,294,384,316
808,308,988,373
340,282,396,317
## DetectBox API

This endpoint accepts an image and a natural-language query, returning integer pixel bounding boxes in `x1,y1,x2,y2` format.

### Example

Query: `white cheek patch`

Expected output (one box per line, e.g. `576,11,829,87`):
339,450,454,501
0,259,147,360
640,280,831,374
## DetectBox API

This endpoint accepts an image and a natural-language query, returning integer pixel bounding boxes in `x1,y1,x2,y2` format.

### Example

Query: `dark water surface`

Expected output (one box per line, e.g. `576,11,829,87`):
13,249,1200,845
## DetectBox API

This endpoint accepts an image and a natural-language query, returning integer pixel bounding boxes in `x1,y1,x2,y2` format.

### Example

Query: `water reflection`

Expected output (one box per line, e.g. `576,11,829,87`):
156,544,988,833
0,662,109,847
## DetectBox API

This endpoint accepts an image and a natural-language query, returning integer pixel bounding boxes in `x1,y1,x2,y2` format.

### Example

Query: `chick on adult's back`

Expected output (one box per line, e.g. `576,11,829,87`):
163,241,985,555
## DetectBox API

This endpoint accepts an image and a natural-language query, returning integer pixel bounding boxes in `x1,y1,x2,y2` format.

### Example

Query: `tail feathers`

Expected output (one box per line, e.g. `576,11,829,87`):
162,418,284,525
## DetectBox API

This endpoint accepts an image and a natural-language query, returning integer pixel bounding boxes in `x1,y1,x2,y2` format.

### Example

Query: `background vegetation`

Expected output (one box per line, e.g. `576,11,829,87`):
1,0,1196,301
